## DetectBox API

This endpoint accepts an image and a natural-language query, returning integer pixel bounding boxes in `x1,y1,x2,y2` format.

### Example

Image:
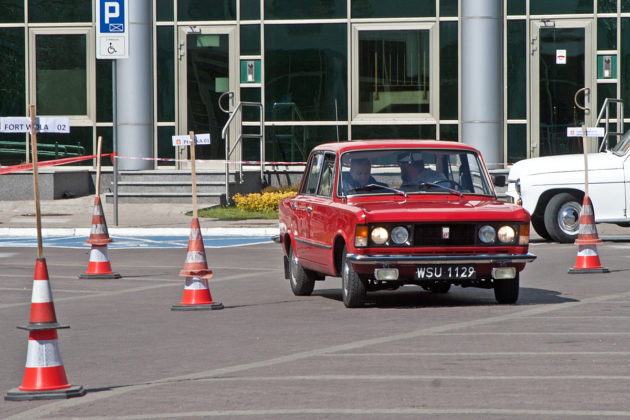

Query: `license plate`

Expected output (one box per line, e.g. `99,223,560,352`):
416,265,476,280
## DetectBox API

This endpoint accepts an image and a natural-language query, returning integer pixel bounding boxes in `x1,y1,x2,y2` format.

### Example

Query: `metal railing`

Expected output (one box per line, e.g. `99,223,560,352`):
596,98,624,152
221,100,264,204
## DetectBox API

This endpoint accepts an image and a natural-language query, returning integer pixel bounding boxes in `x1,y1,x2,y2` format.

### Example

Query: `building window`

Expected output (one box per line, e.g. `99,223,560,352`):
352,23,436,121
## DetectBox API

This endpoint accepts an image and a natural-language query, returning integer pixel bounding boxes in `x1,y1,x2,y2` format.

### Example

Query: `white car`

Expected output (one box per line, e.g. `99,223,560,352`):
506,130,630,243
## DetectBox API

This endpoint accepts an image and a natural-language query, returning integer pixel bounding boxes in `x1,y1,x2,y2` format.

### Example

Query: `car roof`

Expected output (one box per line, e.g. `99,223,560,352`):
312,140,480,154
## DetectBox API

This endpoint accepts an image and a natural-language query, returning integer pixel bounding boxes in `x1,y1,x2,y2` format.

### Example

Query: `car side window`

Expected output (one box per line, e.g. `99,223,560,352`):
303,152,324,195
317,153,336,197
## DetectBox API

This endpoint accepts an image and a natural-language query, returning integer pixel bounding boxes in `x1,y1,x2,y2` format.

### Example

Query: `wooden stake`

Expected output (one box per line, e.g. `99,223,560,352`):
189,131,198,218
581,124,589,197
29,105,43,259
95,136,103,196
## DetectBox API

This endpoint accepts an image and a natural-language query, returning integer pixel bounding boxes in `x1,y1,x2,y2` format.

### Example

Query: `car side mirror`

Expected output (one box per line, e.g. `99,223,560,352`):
492,175,506,187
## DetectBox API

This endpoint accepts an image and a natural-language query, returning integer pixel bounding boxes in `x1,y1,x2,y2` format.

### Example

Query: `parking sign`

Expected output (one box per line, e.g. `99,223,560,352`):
96,0,129,59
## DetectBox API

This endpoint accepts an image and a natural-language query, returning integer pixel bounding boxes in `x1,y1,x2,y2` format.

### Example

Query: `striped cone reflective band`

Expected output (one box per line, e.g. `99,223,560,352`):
25,258,66,330
5,330,85,400
86,196,112,245
79,245,121,279
179,218,212,278
569,244,609,274
575,196,602,245
171,276,223,311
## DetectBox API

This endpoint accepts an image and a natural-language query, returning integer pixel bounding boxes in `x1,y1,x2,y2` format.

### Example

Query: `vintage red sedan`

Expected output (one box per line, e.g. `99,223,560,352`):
278,140,536,308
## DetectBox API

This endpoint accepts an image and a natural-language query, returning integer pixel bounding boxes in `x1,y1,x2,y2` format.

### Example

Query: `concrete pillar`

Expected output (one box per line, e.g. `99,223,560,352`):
461,0,503,169
116,0,153,170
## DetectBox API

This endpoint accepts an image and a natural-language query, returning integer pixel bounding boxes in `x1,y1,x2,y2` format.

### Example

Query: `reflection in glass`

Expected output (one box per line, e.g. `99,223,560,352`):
29,0,90,22
539,28,584,156
507,20,526,120
178,0,235,21
352,124,436,139
352,0,435,18
157,26,175,122
440,22,457,120
0,28,25,116
265,0,345,19
508,124,527,163
0,0,23,23
530,0,592,14
36,34,87,115
359,30,430,114
264,125,347,162
186,33,229,159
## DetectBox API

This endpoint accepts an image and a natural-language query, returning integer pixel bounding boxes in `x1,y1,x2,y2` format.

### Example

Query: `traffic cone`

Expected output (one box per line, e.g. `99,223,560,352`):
5,259,85,401
569,195,609,273
79,196,120,279
172,218,223,310
79,245,121,279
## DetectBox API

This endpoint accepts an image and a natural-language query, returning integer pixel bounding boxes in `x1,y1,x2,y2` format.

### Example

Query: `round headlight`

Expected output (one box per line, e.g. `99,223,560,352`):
371,227,389,245
391,226,409,245
497,225,516,243
478,225,496,244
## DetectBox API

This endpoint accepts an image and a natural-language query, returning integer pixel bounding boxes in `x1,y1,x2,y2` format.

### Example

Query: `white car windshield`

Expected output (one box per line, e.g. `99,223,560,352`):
338,148,493,196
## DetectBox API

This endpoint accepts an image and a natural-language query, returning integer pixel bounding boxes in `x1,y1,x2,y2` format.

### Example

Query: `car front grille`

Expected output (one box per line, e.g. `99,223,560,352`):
413,223,477,247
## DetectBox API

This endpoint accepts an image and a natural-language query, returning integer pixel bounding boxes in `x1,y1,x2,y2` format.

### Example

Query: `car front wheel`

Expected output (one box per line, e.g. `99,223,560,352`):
543,192,581,243
289,246,315,296
493,273,519,304
341,247,366,308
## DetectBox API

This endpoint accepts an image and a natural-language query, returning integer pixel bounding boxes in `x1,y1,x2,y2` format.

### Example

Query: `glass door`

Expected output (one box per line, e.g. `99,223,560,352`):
177,26,238,167
530,20,593,157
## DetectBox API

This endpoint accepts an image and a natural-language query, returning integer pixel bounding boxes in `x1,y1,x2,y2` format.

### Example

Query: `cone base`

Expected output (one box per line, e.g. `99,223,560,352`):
17,323,69,331
171,302,224,311
79,272,121,279
5,385,85,401
568,267,610,274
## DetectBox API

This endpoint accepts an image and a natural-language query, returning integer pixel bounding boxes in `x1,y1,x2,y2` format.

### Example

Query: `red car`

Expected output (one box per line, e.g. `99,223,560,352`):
278,140,536,308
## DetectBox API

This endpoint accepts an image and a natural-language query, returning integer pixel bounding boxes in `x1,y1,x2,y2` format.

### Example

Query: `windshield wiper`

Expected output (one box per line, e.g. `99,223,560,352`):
416,182,464,197
347,183,407,197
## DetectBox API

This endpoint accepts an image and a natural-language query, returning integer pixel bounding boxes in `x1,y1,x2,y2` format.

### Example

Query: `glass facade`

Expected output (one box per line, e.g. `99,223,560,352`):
0,0,628,168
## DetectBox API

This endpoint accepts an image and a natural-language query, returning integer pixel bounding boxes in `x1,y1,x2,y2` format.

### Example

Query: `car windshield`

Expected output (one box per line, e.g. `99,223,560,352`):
338,148,493,196
612,129,630,156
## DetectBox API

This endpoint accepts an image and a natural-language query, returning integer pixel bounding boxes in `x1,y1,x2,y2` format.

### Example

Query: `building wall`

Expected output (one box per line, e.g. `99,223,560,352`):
1,0,629,168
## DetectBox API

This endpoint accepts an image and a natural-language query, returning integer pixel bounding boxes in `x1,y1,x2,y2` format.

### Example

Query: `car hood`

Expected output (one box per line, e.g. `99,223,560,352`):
352,197,529,223
508,152,621,181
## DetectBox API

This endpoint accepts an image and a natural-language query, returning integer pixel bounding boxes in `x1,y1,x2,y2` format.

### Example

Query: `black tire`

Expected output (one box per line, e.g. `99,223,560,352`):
494,273,519,304
422,282,451,293
289,246,315,296
341,247,366,308
531,214,551,240
543,193,581,243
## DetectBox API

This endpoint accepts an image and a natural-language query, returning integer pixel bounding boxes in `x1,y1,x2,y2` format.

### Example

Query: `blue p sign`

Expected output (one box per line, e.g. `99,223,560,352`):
100,0,124,33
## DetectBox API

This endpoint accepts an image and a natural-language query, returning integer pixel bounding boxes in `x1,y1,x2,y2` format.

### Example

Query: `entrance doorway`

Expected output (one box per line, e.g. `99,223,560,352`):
177,26,238,166
530,20,594,157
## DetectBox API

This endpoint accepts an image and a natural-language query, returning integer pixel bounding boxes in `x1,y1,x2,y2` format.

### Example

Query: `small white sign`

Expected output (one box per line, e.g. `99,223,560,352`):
0,117,70,133
556,49,567,64
172,133,211,146
96,0,129,59
567,127,605,137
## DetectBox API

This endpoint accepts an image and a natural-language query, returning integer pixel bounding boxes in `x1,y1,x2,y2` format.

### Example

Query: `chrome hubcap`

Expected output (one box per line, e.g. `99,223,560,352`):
557,202,581,235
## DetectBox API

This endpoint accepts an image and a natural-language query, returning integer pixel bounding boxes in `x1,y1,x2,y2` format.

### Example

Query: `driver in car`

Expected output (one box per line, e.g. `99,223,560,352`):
398,152,448,188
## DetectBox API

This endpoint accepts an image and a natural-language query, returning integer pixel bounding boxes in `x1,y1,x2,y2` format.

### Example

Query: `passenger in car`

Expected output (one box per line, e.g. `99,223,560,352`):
342,158,386,193
398,152,447,187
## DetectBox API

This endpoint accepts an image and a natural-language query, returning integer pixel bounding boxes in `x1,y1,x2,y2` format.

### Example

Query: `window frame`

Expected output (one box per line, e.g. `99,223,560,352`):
28,26,95,125
351,22,438,123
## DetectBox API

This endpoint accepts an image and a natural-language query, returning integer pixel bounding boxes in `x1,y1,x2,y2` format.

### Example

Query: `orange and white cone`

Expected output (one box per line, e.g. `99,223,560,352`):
172,218,223,310
5,259,85,401
80,196,120,279
569,195,609,273
79,245,121,279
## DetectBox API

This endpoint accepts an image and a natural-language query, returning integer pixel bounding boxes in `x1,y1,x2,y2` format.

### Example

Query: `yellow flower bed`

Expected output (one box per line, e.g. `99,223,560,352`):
233,190,297,212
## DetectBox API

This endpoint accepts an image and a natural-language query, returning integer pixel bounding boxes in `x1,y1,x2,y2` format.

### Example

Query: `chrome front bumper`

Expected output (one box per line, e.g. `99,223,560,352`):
346,253,537,265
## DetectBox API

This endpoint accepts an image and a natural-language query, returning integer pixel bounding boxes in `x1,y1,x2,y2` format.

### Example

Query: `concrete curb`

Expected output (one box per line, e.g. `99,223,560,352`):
0,227,279,237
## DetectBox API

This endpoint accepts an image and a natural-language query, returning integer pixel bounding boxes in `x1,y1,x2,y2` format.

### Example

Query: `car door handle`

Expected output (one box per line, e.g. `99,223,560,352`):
307,206,312,213
291,203,297,210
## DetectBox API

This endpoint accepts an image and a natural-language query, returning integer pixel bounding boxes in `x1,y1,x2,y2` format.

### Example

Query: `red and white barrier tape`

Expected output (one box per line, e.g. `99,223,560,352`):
0,153,115,175
113,155,306,166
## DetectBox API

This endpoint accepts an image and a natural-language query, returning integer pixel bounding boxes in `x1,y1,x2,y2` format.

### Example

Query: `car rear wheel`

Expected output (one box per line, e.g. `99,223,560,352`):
341,247,366,308
493,274,519,304
289,246,315,296
543,192,581,243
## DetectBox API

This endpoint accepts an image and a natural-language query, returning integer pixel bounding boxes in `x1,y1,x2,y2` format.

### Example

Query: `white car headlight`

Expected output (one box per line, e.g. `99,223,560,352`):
371,227,389,245
479,225,496,244
390,226,409,245
497,225,516,243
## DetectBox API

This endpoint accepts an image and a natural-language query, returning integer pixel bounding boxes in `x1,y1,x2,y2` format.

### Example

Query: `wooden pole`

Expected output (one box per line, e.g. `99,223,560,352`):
581,125,589,198
95,136,103,196
29,105,43,259
189,131,198,218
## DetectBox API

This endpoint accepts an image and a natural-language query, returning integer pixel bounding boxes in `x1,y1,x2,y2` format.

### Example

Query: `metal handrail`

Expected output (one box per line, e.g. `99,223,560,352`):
596,98,624,152
222,101,264,205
